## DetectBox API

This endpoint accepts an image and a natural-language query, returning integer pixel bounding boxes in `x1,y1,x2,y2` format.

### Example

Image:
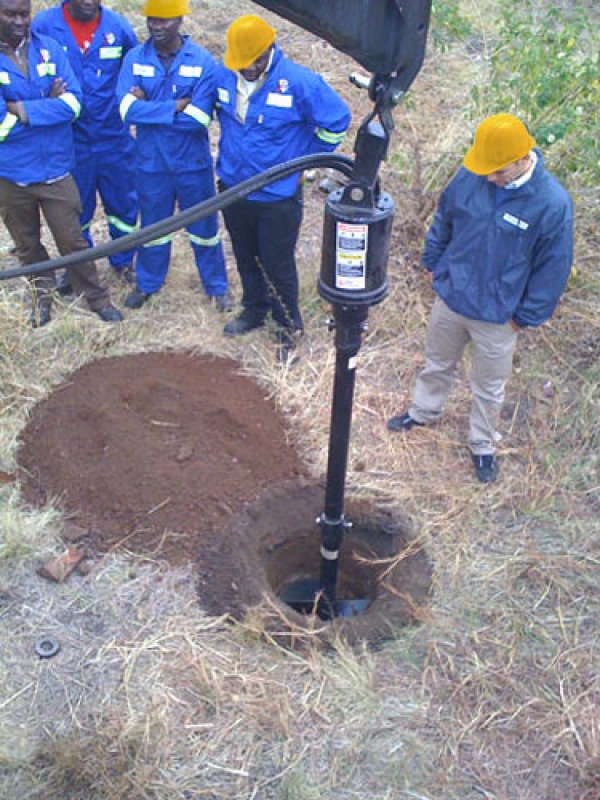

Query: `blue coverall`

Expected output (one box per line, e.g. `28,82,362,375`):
32,2,138,270
117,35,227,298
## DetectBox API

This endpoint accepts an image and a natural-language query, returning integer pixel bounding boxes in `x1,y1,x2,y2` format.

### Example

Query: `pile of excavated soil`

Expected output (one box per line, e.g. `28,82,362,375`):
18,352,305,565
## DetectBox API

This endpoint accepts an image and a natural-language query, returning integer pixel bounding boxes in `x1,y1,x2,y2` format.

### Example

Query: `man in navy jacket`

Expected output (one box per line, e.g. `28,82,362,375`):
388,114,573,483
0,0,121,326
215,14,350,363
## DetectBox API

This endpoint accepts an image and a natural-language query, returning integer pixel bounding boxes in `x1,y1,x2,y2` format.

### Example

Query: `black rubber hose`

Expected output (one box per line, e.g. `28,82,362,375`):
0,153,354,281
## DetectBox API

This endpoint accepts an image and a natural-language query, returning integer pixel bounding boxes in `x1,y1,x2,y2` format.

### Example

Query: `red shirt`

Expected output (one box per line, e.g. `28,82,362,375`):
62,3,100,54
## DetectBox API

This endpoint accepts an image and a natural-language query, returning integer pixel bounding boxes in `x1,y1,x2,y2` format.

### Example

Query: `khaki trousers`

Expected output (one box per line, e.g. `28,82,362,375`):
409,297,517,455
0,175,110,311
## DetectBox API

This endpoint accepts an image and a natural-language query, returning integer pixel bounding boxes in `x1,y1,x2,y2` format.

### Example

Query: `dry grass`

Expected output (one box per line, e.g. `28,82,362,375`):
1,1,599,798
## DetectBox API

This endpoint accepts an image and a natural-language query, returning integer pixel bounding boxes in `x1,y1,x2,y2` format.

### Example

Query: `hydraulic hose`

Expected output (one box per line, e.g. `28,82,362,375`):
0,153,354,281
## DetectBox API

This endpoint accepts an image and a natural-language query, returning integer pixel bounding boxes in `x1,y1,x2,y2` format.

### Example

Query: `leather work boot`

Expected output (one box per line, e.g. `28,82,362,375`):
471,453,498,483
223,311,265,336
96,304,123,322
124,288,151,309
387,412,425,432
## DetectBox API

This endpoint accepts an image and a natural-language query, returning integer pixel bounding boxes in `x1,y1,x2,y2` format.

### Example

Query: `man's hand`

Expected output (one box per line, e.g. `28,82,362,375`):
509,320,522,332
130,86,146,100
175,97,190,113
6,100,27,122
49,78,66,98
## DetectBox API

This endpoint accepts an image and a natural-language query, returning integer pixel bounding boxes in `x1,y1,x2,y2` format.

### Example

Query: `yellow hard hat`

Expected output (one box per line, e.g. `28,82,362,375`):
142,0,189,18
224,14,276,71
463,114,535,175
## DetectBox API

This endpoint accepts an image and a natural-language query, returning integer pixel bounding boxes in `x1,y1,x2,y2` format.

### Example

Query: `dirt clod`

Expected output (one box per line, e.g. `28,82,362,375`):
37,546,85,583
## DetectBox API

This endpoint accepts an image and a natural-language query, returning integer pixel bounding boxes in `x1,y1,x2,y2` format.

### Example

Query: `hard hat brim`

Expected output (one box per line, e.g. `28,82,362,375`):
223,42,274,72
463,134,536,175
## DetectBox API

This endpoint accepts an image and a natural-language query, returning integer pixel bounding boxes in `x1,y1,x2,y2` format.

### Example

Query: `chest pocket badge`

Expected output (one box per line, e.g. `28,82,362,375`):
133,64,155,77
36,62,57,77
266,92,292,108
179,65,202,78
502,211,529,231
100,46,123,60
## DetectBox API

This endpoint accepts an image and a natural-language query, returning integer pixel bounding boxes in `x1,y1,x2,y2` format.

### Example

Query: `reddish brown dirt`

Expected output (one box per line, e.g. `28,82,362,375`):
17,352,431,640
18,352,305,565
199,480,432,645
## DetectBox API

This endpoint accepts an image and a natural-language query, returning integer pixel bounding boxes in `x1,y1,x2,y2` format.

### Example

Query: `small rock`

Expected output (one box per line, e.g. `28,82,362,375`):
37,546,85,583
175,443,194,463
542,380,555,398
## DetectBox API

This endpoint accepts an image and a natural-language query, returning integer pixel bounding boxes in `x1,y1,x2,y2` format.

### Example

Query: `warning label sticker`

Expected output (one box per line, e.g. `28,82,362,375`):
335,222,368,290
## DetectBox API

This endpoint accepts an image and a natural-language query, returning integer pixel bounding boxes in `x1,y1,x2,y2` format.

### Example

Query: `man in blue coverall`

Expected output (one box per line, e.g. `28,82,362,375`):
117,0,229,312
387,114,573,483
0,0,122,326
32,0,139,287
215,14,351,363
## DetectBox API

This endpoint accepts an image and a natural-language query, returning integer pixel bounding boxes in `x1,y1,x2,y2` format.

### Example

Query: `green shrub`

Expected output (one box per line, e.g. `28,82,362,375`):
430,0,472,53
470,0,600,187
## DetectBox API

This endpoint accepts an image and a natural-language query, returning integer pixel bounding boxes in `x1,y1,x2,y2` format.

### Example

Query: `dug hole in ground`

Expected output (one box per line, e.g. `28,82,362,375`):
18,351,432,644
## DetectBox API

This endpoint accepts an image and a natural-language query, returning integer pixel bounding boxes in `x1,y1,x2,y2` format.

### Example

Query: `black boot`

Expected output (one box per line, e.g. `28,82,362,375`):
31,299,52,328
124,288,151,309
223,310,265,336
